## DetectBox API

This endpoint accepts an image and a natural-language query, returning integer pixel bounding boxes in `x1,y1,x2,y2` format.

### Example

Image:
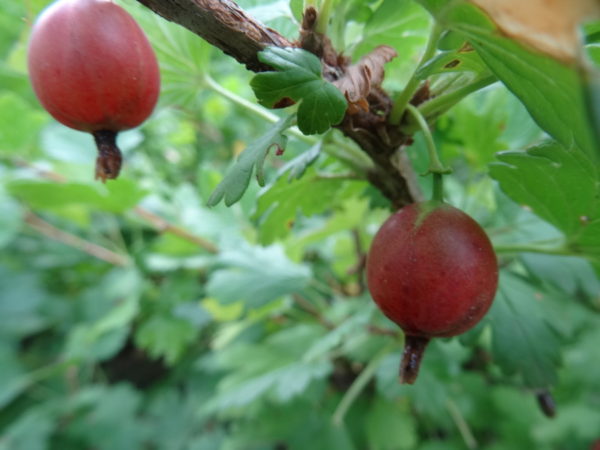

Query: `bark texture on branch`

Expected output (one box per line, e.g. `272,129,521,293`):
135,0,420,207
136,0,292,71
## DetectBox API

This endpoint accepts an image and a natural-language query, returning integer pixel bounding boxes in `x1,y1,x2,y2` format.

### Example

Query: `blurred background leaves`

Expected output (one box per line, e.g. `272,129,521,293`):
0,0,599,449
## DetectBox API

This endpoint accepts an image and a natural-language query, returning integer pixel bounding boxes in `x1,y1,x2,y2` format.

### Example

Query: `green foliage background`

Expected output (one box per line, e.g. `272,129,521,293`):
1,0,599,449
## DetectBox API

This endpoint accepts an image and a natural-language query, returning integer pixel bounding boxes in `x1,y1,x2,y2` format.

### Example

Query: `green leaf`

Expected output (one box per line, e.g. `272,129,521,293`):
365,397,417,450
0,343,26,409
487,272,562,388
281,140,322,181
289,0,303,22
254,168,363,244
489,141,600,263
64,269,143,362
207,115,294,207
7,178,147,213
354,0,431,88
417,0,597,160
206,243,311,308
304,306,372,361
0,190,22,248
436,86,510,167
0,92,47,155
209,324,331,409
417,45,491,79
375,352,450,424
64,385,149,450
521,254,600,300
251,47,346,134
65,295,138,362
0,268,46,338
128,3,212,108
532,404,600,444
134,315,199,365
0,409,54,450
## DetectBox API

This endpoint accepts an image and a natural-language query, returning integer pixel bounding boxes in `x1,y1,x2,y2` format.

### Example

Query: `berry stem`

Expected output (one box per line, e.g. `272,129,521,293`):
399,335,430,384
432,173,444,203
405,104,448,175
92,130,122,182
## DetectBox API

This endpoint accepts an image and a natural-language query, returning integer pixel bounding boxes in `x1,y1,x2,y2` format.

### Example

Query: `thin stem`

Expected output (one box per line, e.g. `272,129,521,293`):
9,159,221,255
315,172,362,181
2,358,76,406
24,212,130,266
332,343,395,425
446,398,478,449
390,24,442,125
432,173,444,202
418,75,497,119
315,0,334,34
204,74,281,125
133,207,219,254
291,294,334,329
493,243,576,257
204,74,371,173
404,104,448,175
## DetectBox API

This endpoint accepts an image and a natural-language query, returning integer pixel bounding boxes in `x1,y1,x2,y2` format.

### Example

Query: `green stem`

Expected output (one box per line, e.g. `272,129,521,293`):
404,104,449,175
204,74,281,125
3,359,74,405
204,74,370,173
332,343,395,426
316,0,334,34
494,244,577,257
432,173,444,202
390,24,442,125
446,398,478,449
418,75,497,120
315,172,362,181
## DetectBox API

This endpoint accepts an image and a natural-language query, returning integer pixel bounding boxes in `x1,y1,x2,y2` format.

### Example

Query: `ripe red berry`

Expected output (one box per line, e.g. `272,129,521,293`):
27,0,160,181
366,202,498,383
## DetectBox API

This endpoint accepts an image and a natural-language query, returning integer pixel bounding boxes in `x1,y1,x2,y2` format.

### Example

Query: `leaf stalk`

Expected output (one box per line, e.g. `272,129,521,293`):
390,23,442,125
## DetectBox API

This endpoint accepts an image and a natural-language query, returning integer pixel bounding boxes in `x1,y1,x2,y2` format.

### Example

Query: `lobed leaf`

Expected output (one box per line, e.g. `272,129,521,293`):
418,0,598,161
251,47,347,134
253,168,363,244
207,115,294,207
487,272,562,388
490,140,600,265
134,315,199,365
7,178,147,213
206,243,311,309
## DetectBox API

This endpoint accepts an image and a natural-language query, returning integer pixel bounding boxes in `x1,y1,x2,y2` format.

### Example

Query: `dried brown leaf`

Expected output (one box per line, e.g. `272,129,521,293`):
333,45,397,114
470,0,600,62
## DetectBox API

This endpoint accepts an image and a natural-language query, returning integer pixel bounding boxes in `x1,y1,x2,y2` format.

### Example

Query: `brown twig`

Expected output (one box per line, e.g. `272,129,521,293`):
292,294,334,329
133,207,218,253
135,0,419,208
10,158,219,254
347,228,366,294
367,325,400,338
24,211,130,266
135,0,293,72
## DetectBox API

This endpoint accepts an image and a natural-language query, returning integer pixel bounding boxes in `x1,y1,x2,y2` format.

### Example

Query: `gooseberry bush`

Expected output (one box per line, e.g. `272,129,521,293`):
1,1,599,449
